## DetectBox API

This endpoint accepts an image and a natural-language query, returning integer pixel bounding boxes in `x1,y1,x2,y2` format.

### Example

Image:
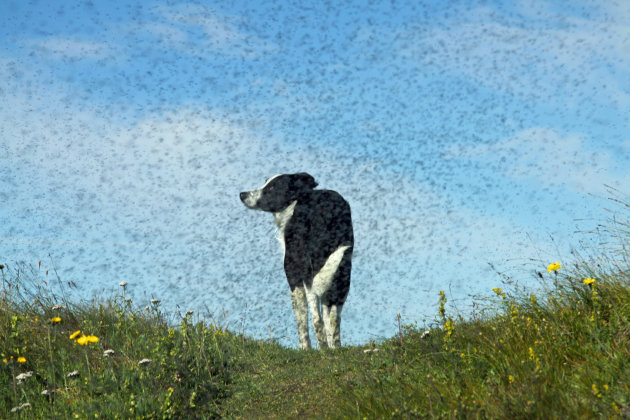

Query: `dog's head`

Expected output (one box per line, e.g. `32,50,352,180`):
240,173,317,212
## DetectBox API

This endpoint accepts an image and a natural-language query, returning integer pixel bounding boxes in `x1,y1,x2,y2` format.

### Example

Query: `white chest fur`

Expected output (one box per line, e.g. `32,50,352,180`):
273,200,297,259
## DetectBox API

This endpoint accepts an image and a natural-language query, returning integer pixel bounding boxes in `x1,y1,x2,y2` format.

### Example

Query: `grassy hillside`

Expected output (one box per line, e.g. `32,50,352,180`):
2,199,629,418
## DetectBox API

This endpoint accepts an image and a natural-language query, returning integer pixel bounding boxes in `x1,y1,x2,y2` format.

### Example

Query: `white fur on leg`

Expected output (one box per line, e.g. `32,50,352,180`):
322,304,343,348
290,286,311,349
306,289,328,349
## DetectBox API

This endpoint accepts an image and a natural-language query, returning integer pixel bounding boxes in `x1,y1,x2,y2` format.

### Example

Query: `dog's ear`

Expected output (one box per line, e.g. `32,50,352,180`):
294,173,318,190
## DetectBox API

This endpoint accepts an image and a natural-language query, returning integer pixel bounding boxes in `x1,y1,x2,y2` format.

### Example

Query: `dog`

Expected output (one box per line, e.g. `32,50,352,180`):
240,173,353,349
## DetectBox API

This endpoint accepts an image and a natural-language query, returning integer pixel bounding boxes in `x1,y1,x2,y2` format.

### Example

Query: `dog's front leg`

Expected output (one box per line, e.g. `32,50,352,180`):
290,285,311,349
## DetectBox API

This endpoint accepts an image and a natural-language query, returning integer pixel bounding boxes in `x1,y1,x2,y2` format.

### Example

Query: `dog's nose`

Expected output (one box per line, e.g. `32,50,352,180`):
239,192,248,202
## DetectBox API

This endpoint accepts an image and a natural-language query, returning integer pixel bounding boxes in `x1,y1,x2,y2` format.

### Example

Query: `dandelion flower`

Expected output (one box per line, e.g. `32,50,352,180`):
17,357,26,364
583,278,595,285
547,262,562,273
76,336,89,346
51,317,61,324
508,375,515,384
86,335,99,343
69,330,81,340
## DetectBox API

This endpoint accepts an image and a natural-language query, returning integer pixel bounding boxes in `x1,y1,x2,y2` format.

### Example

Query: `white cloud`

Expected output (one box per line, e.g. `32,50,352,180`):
445,127,629,194
144,3,278,58
25,38,115,61
398,3,630,107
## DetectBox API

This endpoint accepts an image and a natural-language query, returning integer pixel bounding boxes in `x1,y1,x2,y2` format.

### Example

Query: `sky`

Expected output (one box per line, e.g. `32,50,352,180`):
1,0,629,347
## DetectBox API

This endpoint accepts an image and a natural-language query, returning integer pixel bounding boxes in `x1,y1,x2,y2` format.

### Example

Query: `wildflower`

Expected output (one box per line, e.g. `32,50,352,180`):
547,262,562,273
583,278,595,285
2,358,7,363
86,335,99,343
41,389,55,397
17,357,26,364
67,370,80,378
443,318,454,336
420,330,430,339
508,375,515,384
76,336,89,346
51,317,61,324
186,310,194,316
51,304,66,310
16,371,34,383
363,348,380,353
119,281,128,287
10,402,31,412
151,298,161,305
69,330,81,340
492,287,506,298
103,349,115,357
138,358,152,366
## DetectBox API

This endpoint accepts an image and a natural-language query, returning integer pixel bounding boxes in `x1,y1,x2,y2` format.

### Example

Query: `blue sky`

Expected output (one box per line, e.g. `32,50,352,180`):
1,0,629,347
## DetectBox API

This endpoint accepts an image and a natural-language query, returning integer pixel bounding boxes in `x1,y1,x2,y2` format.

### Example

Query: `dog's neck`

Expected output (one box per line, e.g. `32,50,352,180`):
273,200,298,230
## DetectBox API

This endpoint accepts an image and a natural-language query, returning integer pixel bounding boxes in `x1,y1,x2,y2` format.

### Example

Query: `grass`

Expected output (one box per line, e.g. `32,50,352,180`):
2,194,630,418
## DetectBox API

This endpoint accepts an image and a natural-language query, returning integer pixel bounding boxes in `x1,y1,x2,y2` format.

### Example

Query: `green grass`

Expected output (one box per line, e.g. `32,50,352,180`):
2,197,630,418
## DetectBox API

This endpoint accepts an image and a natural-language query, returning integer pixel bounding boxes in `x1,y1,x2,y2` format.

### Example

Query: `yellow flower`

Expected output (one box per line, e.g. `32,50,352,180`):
583,278,595,285
2,358,7,363
17,357,26,364
69,330,81,340
76,336,89,346
530,294,537,304
547,262,562,273
86,335,99,343
508,375,515,384
51,317,62,324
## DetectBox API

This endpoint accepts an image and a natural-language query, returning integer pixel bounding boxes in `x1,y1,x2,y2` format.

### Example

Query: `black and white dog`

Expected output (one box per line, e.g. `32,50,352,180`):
240,173,353,349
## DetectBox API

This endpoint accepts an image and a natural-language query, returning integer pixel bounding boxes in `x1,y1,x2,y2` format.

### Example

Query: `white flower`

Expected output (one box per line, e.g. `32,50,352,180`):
51,304,66,310
11,403,31,412
103,349,115,357
420,330,431,339
119,281,128,287
363,348,380,353
16,371,34,383
138,358,152,366
151,298,161,305
66,370,80,378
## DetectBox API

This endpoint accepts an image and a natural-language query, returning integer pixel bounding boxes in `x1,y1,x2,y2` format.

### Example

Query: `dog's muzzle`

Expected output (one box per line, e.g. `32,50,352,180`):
240,190,260,209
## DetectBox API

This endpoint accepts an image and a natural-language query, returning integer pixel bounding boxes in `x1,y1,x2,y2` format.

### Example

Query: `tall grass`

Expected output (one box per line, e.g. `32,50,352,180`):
0,263,241,418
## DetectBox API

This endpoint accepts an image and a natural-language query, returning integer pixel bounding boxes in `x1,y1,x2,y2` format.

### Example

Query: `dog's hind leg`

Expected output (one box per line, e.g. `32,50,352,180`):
290,285,311,349
322,304,342,348
306,289,328,349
